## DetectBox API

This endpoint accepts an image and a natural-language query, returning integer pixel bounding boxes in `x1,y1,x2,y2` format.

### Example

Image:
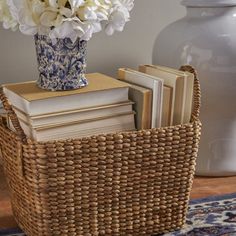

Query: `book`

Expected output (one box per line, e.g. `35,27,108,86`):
118,68,163,128
127,83,152,130
10,113,136,141
3,73,130,116
139,65,194,125
13,101,134,128
152,65,194,123
162,86,173,127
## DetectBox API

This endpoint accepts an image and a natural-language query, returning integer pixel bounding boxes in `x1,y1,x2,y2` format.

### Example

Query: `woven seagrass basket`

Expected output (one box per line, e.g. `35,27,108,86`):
0,65,201,236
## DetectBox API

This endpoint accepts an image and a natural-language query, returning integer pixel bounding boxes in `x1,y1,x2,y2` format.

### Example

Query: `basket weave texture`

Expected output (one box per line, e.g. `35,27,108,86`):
0,66,201,236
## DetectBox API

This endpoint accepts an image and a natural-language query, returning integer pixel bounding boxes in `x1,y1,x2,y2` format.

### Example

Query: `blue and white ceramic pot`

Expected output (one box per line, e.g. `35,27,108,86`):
34,34,88,91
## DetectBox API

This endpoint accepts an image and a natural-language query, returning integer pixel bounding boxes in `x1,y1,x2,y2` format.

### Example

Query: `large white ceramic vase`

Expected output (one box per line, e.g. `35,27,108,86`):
153,0,236,176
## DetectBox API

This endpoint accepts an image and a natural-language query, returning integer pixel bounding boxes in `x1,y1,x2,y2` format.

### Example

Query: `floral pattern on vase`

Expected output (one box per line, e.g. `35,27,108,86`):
34,34,88,91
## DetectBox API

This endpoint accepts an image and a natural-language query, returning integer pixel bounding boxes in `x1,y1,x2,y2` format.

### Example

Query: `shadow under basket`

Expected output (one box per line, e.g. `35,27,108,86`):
0,66,201,236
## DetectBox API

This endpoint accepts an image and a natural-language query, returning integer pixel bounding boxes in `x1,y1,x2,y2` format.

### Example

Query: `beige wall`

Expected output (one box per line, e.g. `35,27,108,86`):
0,0,185,85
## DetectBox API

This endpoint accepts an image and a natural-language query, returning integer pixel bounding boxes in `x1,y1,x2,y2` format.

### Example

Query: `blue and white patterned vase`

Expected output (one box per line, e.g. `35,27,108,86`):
34,34,88,91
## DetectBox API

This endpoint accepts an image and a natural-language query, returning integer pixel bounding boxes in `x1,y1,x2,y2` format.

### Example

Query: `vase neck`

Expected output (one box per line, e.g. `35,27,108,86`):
182,0,236,7
183,5,236,18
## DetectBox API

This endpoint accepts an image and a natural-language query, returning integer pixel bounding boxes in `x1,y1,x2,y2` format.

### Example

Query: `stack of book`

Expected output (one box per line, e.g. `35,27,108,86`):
118,64,194,129
3,65,195,141
3,73,136,141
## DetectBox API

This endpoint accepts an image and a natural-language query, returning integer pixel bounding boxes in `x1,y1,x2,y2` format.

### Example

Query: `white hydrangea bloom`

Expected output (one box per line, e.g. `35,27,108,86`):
118,0,134,11
0,0,18,30
0,0,134,41
69,0,85,13
105,0,134,35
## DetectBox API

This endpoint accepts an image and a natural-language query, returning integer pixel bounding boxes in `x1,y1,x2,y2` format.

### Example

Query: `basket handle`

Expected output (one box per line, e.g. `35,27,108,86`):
179,65,201,122
0,86,27,142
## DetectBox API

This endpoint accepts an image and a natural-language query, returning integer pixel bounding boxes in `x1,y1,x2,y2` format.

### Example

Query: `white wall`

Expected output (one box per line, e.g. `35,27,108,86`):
0,0,185,85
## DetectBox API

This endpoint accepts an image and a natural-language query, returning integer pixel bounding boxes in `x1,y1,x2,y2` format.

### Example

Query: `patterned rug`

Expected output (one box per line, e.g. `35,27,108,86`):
1,193,236,236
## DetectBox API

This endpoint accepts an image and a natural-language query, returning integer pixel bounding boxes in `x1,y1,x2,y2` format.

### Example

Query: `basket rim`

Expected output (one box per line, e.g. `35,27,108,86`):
0,116,201,145
0,65,201,145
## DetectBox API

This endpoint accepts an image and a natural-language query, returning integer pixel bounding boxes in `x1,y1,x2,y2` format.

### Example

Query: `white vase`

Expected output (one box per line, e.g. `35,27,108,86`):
153,0,236,176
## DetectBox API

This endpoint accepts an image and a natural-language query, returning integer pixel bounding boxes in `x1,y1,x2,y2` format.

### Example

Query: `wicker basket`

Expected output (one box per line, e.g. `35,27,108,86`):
0,66,201,236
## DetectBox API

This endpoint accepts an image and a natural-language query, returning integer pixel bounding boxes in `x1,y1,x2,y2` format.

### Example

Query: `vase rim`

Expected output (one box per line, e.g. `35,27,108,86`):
181,0,236,7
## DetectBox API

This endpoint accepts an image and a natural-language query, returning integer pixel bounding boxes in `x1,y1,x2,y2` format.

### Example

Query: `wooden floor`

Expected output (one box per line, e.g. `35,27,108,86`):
1,164,236,230
191,176,236,199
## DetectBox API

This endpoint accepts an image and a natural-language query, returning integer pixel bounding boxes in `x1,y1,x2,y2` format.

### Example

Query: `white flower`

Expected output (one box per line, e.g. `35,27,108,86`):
50,17,86,42
48,0,58,8
105,9,126,35
69,0,85,13
105,0,134,35
78,6,98,21
40,11,59,27
0,0,18,30
0,0,134,41
7,0,44,35
81,21,102,40
117,0,134,11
